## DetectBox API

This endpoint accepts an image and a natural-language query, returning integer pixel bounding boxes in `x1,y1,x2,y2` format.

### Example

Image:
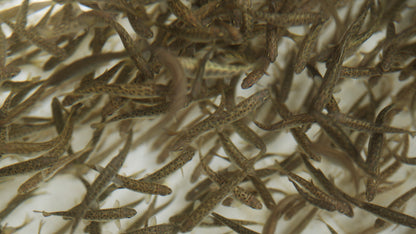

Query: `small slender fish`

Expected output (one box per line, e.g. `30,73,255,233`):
265,0,281,63
0,105,79,177
170,89,270,151
312,111,370,176
35,207,137,220
283,199,307,220
211,212,260,234
18,148,93,194
254,113,315,131
366,104,398,201
179,57,252,79
198,149,262,210
328,112,415,136
339,66,381,78
232,185,263,210
303,63,340,113
73,83,168,99
250,11,323,27
190,141,221,183
162,24,227,43
124,223,176,234
309,42,345,112
0,190,40,220
113,173,172,196
287,207,318,234
232,120,267,157
141,146,195,182
241,57,270,89
270,90,321,161
290,180,336,213
218,132,275,209
343,194,416,229
276,160,351,216
308,0,372,112
179,169,248,232
68,130,133,233
201,216,260,227
278,49,296,102
374,186,416,228
125,197,174,232
263,194,301,234
294,21,324,74
299,154,354,217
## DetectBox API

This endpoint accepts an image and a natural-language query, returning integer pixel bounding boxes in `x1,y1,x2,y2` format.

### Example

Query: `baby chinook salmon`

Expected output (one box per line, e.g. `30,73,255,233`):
329,112,415,136
170,89,270,151
35,207,137,220
113,174,172,196
73,83,168,99
198,149,262,210
18,148,93,194
0,104,79,177
124,223,177,234
217,132,275,209
179,57,252,79
275,160,352,217
179,169,248,232
141,146,195,182
294,21,324,74
250,10,323,27
312,111,370,176
374,186,416,228
69,130,133,233
211,212,259,234
254,113,315,131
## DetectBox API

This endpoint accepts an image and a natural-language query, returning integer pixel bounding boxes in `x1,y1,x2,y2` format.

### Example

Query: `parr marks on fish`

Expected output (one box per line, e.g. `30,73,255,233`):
36,207,137,220
141,147,195,182
114,174,172,196
250,10,324,27
69,130,133,232
211,212,260,234
179,169,248,232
